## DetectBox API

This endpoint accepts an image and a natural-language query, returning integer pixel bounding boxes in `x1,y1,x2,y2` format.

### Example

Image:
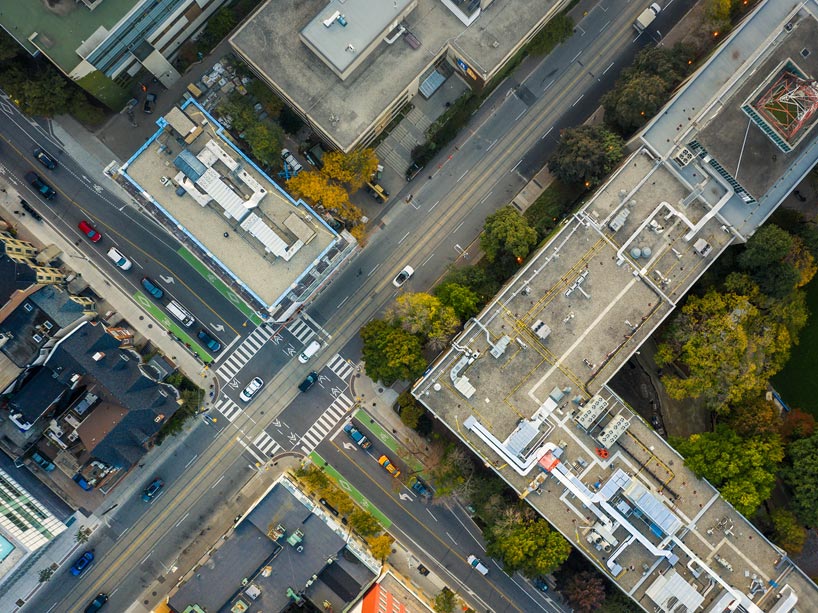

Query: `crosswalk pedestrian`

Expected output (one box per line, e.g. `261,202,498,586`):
252,431,282,456
214,395,243,422
215,325,274,382
326,353,355,382
287,318,317,345
299,393,355,455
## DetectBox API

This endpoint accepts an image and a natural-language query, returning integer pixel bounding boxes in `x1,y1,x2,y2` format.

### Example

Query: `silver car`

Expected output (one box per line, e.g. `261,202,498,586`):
240,377,264,402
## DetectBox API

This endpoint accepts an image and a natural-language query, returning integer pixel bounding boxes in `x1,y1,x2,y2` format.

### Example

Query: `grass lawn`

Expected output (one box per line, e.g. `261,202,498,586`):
772,276,818,417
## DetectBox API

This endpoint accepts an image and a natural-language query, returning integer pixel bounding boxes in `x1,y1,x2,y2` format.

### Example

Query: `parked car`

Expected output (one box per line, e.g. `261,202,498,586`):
240,377,264,402
33,148,58,170
409,476,431,497
417,564,430,576
20,199,43,221
343,423,371,449
24,171,56,200
197,329,222,352
30,451,55,471
468,554,489,575
405,161,424,181
142,478,164,502
106,247,132,270
73,474,93,491
319,497,339,516
392,266,414,287
141,276,164,299
378,455,401,478
143,92,157,114
70,550,95,576
78,220,102,243
298,371,319,392
84,593,108,613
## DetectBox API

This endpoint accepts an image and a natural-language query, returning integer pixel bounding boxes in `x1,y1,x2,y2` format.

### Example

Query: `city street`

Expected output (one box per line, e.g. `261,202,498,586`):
7,0,701,611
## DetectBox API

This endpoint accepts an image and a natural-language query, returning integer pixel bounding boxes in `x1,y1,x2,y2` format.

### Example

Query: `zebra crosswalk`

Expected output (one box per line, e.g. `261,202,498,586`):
287,319,317,345
327,353,355,382
213,395,243,422
299,393,355,455
252,431,282,456
215,325,274,382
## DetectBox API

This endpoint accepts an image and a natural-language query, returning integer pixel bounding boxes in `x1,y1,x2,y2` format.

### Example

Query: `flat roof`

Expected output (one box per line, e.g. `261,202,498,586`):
0,0,134,72
119,100,337,311
231,0,561,150
300,0,414,75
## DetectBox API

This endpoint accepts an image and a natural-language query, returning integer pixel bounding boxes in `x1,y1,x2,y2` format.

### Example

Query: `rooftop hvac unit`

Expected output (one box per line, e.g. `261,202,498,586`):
531,320,551,340
672,146,695,167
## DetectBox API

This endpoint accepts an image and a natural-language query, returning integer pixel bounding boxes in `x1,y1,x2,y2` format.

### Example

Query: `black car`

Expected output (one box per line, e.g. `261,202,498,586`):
19,199,42,221
143,92,157,114
319,497,339,516
33,148,58,170
84,593,108,613
24,171,56,200
405,161,424,181
298,371,319,392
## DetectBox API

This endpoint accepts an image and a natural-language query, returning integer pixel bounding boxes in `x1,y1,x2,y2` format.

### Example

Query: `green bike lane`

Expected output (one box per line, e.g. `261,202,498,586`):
133,290,213,364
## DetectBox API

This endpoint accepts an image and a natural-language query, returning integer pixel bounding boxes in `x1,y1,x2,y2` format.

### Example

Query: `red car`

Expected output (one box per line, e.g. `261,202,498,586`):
78,220,102,242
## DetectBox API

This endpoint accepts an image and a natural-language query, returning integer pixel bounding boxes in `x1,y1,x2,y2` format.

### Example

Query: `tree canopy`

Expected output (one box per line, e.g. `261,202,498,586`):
480,206,539,263
672,425,783,516
548,125,624,187
486,507,571,577
435,282,481,321
564,571,607,613
736,225,816,297
286,170,362,221
388,292,460,351
360,319,427,385
770,508,806,555
322,149,379,190
782,433,818,526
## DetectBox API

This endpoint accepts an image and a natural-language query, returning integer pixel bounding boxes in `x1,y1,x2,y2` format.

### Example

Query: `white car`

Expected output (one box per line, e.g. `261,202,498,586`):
240,377,264,402
392,266,414,287
106,247,132,270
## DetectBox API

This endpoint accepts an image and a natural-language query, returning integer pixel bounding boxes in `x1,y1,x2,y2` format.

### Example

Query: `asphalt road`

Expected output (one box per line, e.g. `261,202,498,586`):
0,98,249,349
19,0,702,611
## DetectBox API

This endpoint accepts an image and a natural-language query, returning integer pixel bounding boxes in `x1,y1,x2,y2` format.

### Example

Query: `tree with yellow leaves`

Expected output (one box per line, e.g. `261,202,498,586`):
287,170,362,222
366,533,394,562
322,149,380,190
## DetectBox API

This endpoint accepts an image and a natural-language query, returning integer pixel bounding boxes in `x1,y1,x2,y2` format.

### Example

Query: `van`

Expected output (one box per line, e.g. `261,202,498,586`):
467,555,489,576
298,340,321,363
166,300,195,327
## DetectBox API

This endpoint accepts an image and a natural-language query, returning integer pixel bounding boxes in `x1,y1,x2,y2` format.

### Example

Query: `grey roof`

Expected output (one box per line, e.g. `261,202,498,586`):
0,299,52,368
28,285,85,328
44,322,179,469
8,367,68,424
0,253,36,307
0,451,73,522
170,483,355,613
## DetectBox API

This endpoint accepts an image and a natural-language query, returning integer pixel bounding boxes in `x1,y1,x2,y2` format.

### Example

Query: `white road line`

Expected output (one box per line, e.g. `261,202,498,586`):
457,169,469,182
572,94,584,107
421,252,435,267
510,159,522,173
428,199,440,212
540,127,553,140
543,79,555,92
367,264,380,277
571,50,583,62
602,61,615,75
141,551,152,565
515,109,526,121
184,454,198,469
453,221,465,233
336,296,349,309
486,138,498,151
211,475,225,489
175,512,189,528
446,531,458,545
426,508,438,522
398,231,410,245
599,20,610,33
479,189,494,204
448,507,484,549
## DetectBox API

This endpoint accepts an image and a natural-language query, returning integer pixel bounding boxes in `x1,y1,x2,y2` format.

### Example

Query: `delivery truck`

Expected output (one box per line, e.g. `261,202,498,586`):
634,3,661,33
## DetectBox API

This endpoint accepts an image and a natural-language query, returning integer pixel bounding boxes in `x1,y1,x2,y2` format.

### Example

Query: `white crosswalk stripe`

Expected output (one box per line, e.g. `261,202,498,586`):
214,396,242,422
326,353,355,382
252,431,282,456
299,393,355,455
216,325,274,381
287,319,316,345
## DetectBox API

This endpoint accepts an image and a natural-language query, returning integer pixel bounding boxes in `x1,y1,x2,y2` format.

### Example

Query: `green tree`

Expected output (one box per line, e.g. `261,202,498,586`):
736,225,807,298
671,425,783,516
548,125,624,186
349,508,381,537
431,445,474,498
440,265,500,302
196,7,237,51
704,0,732,32
656,289,792,412
75,527,91,545
243,120,284,167
0,30,20,63
0,65,72,117
770,508,806,554
247,79,283,118
322,149,380,190
564,570,607,613
480,206,539,263
388,293,460,350
433,588,456,613
360,319,427,385
527,14,574,56
435,282,481,321
783,433,818,526
38,567,54,583
486,508,571,577
602,73,670,135
395,391,427,430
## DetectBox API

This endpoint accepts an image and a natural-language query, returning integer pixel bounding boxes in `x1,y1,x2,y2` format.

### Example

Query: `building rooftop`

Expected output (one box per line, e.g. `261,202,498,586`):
118,99,352,319
415,4,818,610
0,0,135,73
231,0,562,150
169,478,377,613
